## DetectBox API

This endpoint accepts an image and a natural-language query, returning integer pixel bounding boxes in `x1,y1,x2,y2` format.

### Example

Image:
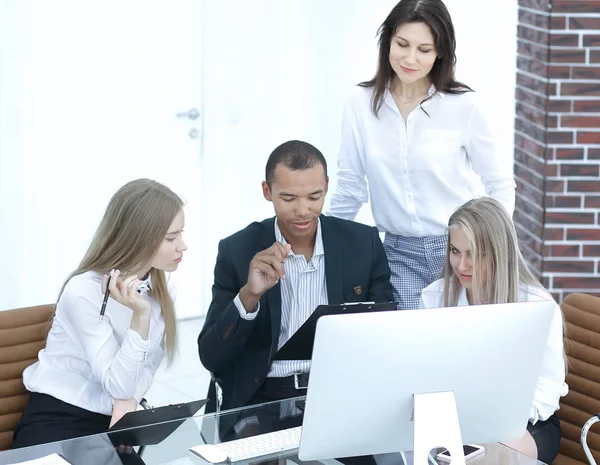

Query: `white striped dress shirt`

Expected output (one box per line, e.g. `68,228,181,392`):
234,219,328,378
269,219,328,377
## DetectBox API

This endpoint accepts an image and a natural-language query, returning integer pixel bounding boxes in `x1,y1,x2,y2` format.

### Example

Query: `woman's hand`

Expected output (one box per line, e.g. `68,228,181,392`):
102,269,151,315
109,398,140,428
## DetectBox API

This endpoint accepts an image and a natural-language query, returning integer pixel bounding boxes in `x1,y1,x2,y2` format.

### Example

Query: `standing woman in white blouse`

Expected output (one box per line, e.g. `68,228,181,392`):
421,197,568,464
12,178,187,448
328,0,515,309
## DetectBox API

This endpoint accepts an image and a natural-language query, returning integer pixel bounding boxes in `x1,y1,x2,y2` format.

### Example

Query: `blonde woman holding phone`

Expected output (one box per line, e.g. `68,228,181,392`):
13,179,187,448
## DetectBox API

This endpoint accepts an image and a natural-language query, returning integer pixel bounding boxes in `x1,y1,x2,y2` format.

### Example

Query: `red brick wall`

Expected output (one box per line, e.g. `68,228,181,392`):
515,0,600,301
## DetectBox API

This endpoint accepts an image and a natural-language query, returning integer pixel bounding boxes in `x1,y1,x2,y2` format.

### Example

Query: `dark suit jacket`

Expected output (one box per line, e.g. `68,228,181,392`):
198,215,394,411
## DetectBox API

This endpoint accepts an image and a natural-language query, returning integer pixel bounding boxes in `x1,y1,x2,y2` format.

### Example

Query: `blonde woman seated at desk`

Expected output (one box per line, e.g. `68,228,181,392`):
13,179,187,448
420,197,568,465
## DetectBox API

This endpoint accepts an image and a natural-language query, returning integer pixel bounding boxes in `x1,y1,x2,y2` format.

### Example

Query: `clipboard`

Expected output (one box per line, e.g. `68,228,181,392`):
273,301,397,360
108,398,208,446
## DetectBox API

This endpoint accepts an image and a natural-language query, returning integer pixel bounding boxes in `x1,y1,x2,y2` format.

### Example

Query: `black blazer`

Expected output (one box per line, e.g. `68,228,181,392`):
198,215,394,411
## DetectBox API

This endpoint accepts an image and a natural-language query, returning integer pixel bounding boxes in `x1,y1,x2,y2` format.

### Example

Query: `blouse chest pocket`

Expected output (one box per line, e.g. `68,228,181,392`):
415,129,463,172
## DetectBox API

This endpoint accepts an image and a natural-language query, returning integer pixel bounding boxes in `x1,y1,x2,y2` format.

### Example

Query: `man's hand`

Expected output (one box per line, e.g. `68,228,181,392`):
239,242,292,312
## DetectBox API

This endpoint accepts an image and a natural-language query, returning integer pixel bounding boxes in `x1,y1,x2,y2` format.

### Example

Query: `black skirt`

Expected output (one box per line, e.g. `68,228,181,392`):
527,413,561,464
12,392,111,449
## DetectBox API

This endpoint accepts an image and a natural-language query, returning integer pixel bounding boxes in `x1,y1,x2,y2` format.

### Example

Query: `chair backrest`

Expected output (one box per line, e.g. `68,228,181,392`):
555,293,600,465
0,304,55,451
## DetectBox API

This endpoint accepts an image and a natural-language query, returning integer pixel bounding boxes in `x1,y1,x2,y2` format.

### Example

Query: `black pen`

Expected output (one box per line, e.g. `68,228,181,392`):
99,269,114,323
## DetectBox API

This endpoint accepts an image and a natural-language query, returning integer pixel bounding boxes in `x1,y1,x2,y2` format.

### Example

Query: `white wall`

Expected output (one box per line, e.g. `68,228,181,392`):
0,0,517,313
0,0,207,315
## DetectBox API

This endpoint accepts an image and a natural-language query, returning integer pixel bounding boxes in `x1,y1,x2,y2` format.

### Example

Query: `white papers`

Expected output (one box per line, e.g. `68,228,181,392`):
8,453,70,465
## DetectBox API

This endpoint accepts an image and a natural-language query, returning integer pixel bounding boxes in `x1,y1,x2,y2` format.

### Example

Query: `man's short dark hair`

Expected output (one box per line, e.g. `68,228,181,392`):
265,140,328,187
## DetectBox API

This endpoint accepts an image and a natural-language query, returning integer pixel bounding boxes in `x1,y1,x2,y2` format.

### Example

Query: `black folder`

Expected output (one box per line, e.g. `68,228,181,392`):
108,398,208,446
273,301,397,360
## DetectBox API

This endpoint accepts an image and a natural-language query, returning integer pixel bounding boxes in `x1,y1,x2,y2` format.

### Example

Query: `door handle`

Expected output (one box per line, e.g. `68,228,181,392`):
176,108,200,120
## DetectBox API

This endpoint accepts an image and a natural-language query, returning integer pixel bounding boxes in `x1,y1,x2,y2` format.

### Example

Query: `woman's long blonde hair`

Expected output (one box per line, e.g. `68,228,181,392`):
443,197,550,307
58,178,183,363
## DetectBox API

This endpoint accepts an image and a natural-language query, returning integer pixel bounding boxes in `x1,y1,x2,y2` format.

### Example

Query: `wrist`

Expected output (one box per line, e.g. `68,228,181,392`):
133,303,152,314
239,286,261,313
240,284,261,299
131,308,151,323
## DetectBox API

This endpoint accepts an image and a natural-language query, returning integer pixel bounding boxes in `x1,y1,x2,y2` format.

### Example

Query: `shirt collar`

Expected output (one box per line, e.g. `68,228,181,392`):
456,285,469,306
384,82,441,113
274,218,324,257
137,274,152,294
428,83,440,98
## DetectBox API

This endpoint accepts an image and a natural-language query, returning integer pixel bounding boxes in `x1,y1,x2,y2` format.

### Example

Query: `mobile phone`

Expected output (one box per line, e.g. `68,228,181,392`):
436,444,484,463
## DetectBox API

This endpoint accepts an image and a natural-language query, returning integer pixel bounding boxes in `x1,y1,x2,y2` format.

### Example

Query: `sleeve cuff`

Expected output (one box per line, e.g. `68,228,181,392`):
234,294,260,320
123,328,150,362
529,405,540,425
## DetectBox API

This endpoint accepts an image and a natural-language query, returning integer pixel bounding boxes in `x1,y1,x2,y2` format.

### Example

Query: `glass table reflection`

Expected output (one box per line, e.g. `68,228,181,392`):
0,396,544,465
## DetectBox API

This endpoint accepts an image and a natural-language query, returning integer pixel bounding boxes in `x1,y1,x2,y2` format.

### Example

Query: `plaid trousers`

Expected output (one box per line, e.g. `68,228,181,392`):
383,233,447,310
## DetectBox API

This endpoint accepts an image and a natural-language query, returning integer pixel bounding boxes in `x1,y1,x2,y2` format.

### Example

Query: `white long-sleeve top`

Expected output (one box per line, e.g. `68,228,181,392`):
420,279,568,424
328,85,516,236
23,271,169,415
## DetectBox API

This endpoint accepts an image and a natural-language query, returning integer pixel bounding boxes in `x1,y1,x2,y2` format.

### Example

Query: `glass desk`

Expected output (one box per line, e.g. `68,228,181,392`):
0,396,544,465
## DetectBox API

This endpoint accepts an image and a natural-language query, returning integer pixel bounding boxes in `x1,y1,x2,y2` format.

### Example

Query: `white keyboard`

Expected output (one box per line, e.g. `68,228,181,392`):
201,426,302,462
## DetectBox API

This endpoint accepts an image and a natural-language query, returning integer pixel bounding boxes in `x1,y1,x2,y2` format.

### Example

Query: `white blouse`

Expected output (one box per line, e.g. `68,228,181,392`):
23,271,169,416
328,85,516,237
420,279,568,424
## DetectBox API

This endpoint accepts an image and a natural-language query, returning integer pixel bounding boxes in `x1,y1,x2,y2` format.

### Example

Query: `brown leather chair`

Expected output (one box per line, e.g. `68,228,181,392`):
555,293,600,465
0,304,54,451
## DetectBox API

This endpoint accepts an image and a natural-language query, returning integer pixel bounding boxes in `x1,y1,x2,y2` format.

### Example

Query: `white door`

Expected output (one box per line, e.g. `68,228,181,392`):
0,0,206,318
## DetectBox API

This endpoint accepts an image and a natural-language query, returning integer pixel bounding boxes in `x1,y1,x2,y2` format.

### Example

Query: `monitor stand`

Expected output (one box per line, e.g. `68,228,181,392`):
413,391,466,465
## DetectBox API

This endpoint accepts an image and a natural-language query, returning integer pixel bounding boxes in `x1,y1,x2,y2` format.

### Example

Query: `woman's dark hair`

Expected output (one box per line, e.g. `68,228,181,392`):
360,0,472,116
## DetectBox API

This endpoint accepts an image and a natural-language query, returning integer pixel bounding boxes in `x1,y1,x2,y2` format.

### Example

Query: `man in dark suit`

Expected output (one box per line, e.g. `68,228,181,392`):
198,140,394,412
